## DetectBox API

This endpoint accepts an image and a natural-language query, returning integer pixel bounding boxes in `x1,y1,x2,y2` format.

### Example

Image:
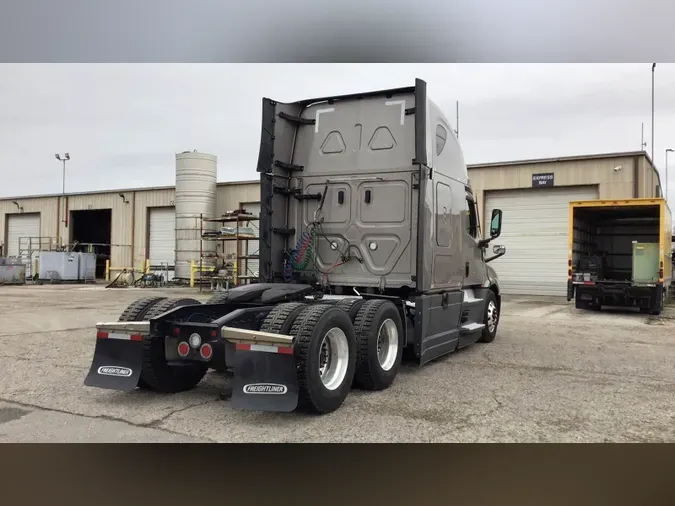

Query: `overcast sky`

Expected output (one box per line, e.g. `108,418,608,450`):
2,63,675,200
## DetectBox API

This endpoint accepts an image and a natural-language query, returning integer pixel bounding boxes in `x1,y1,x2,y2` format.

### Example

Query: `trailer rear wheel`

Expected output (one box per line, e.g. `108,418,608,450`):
138,297,209,393
478,290,499,343
352,300,404,391
335,298,366,322
290,305,356,414
260,302,307,334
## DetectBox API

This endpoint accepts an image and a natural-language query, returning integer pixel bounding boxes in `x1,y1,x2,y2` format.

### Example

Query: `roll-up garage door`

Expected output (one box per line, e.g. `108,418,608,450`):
148,207,175,268
484,185,599,296
6,213,40,264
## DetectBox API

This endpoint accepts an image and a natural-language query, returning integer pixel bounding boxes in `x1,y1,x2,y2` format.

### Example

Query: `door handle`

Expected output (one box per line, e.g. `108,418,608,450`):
465,262,470,277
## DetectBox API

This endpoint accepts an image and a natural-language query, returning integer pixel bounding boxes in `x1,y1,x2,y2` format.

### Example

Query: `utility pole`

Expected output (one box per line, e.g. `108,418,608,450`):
667,148,674,202
55,153,70,195
55,153,70,246
651,63,656,161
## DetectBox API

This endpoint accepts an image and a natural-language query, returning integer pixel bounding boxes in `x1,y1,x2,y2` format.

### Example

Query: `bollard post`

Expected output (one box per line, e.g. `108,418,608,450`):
105,259,110,281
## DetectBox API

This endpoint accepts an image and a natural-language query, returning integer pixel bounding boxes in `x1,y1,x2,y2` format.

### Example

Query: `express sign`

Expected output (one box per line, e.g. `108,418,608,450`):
532,173,554,188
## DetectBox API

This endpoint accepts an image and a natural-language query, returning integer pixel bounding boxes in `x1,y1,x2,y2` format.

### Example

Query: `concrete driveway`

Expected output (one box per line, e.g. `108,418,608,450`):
0,285,673,442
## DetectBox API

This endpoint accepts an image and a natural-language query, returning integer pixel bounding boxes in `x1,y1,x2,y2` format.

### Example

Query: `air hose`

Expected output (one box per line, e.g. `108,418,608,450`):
284,228,316,281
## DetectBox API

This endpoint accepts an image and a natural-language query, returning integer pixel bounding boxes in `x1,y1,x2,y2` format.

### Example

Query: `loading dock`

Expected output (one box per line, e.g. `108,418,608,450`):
69,209,112,278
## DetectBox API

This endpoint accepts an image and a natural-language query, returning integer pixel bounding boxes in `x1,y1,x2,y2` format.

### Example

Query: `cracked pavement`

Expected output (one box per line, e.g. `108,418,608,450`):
1,284,674,442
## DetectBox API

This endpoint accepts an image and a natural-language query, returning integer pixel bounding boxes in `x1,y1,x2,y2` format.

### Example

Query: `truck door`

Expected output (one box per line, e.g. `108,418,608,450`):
462,192,486,287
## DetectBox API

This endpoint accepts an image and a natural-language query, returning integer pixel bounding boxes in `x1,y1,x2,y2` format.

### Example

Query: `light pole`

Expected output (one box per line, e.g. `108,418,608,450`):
55,153,70,194
667,148,674,202
651,63,656,162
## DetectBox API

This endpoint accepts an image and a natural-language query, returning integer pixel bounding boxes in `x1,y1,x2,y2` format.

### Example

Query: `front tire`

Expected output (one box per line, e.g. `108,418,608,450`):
290,305,356,414
478,290,499,343
352,300,404,391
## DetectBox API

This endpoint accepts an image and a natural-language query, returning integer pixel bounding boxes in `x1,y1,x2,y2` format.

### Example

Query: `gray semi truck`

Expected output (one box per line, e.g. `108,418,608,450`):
84,78,506,414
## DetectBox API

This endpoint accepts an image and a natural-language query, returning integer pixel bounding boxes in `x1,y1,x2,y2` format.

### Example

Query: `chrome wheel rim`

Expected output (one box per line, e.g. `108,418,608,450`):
487,301,498,333
318,327,349,390
376,319,399,371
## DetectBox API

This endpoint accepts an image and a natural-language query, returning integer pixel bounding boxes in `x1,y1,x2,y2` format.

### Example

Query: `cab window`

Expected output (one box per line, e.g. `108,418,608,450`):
436,125,447,156
466,197,478,238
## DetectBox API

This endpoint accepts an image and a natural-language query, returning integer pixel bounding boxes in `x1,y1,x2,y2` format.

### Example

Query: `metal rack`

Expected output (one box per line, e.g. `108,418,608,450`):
198,209,260,292
18,236,59,281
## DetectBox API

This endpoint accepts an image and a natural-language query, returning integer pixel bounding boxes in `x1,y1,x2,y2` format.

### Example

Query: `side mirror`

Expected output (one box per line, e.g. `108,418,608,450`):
490,209,503,239
493,244,506,255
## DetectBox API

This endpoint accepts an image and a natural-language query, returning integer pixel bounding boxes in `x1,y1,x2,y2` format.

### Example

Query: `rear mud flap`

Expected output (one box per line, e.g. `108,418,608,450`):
231,350,299,412
84,338,144,391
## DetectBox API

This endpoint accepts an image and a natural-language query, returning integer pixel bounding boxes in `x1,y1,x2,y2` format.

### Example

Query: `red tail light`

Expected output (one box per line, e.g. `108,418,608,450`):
200,343,213,360
659,269,664,279
568,269,572,277
177,342,190,357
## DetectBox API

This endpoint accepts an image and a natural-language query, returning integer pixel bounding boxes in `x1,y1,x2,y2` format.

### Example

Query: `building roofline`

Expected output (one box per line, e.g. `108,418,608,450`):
467,150,655,169
467,150,662,194
2,150,663,202
0,179,261,202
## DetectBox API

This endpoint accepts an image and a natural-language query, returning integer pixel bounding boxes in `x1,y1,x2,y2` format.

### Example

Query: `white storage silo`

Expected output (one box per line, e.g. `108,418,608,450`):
174,151,218,280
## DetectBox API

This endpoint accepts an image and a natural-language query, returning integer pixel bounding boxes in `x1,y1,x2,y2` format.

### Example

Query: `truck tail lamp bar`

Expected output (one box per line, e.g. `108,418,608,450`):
95,321,150,338
222,327,295,355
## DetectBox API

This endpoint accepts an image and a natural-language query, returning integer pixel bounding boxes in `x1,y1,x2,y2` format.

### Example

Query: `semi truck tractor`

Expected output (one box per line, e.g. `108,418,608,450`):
84,78,506,414
568,197,672,314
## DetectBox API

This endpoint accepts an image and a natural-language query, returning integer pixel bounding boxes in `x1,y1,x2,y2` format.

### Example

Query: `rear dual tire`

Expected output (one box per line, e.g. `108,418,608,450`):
249,299,405,414
352,300,404,391
290,305,357,414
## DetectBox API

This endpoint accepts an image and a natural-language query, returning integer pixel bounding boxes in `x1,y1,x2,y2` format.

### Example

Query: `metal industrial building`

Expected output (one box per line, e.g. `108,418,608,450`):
469,151,663,296
0,151,260,282
0,150,664,296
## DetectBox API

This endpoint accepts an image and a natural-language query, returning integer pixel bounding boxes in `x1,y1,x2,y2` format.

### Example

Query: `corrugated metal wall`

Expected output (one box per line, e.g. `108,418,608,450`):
469,154,659,229
1,182,261,273
0,197,59,256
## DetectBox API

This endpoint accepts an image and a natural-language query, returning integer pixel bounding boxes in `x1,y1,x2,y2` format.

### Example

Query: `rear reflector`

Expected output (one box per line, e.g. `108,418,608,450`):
235,343,294,355
96,331,143,342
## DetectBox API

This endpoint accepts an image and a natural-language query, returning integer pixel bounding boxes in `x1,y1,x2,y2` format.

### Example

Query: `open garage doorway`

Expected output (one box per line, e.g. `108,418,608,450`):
69,209,112,279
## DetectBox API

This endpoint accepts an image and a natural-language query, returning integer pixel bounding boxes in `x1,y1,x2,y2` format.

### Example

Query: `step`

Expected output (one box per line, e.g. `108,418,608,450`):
460,322,485,333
